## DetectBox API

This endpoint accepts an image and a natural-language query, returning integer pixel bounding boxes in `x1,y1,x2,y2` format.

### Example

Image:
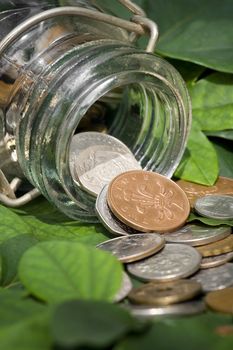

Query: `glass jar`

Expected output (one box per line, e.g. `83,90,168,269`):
0,0,191,221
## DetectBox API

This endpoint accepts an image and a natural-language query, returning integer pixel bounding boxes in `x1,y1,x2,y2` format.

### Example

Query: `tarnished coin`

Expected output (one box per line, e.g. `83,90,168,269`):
191,263,233,292
201,252,233,269
197,235,233,257
96,234,165,263
176,177,233,207
194,195,233,220
95,185,137,236
205,288,233,314
107,170,190,233
127,244,201,281
163,224,231,246
128,280,202,306
114,272,132,303
125,300,205,319
70,132,141,196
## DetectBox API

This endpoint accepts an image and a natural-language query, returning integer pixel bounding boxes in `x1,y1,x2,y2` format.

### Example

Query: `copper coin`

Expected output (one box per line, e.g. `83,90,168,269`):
205,288,233,314
107,170,190,232
197,235,233,257
176,176,233,207
128,280,202,306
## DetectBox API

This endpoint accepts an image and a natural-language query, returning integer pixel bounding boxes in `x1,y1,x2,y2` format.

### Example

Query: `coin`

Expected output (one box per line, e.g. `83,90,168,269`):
127,243,201,281
107,170,190,233
176,177,233,207
163,224,231,246
128,280,202,306
125,300,206,319
96,233,165,263
194,195,233,220
95,185,137,236
113,272,132,302
70,132,141,196
205,288,233,314
201,252,233,269
197,235,233,257
191,263,233,292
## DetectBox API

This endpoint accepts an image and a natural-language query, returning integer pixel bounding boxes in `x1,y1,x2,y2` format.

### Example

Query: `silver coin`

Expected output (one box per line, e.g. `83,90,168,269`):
70,132,141,196
191,263,233,292
114,272,132,303
194,195,233,219
95,185,137,236
127,243,201,281
96,233,165,263
163,224,231,246
201,252,233,269
124,300,205,319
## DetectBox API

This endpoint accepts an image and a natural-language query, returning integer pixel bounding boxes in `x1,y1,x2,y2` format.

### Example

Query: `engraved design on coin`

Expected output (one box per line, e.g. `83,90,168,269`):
163,224,231,246
95,185,137,236
201,252,233,269
96,234,165,263
127,244,201,281
194,195,233,219
107,171,190,232
113,272,132,302
191,263,233,292
69,132,141,196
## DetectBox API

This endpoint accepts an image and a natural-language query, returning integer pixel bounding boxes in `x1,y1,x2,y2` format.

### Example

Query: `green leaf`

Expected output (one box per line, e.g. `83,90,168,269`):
142,0,233,73
0,205,32,243
0,234,38,287
167,58,205,82
212,139,233,178
0,290,51,350
205,130,233,141
14,197,108,246
190,73,233,131
188,212,233,226
174,120,218,185
19,241,123,303
115,313,233,350
52,299,137,348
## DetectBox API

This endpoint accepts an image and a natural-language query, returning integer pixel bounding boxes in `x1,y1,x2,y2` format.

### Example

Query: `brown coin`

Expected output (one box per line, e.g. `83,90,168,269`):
107,170,190,233
176,176,233,207
128,280,202,306
205,288,233,314
197,235,233,257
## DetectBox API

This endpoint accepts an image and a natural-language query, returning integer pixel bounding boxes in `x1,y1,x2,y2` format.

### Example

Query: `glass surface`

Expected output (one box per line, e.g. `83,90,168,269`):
0,1,191,221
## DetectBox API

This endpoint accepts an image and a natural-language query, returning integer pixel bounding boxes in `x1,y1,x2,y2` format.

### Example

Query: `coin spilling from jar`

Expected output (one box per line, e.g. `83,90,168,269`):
71,132,233,318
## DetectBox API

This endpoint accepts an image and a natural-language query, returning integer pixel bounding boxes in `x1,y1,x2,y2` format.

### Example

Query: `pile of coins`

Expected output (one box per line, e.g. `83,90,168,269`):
71,131,233,318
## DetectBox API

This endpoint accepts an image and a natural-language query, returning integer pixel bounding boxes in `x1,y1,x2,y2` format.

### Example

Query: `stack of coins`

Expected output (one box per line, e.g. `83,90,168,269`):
71,132,233,318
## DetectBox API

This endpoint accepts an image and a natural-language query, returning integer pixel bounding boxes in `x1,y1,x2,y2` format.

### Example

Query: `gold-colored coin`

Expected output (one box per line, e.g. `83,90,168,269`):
197,235,233,257
205,288,233,314
176,177,233,207
128,280,202,306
